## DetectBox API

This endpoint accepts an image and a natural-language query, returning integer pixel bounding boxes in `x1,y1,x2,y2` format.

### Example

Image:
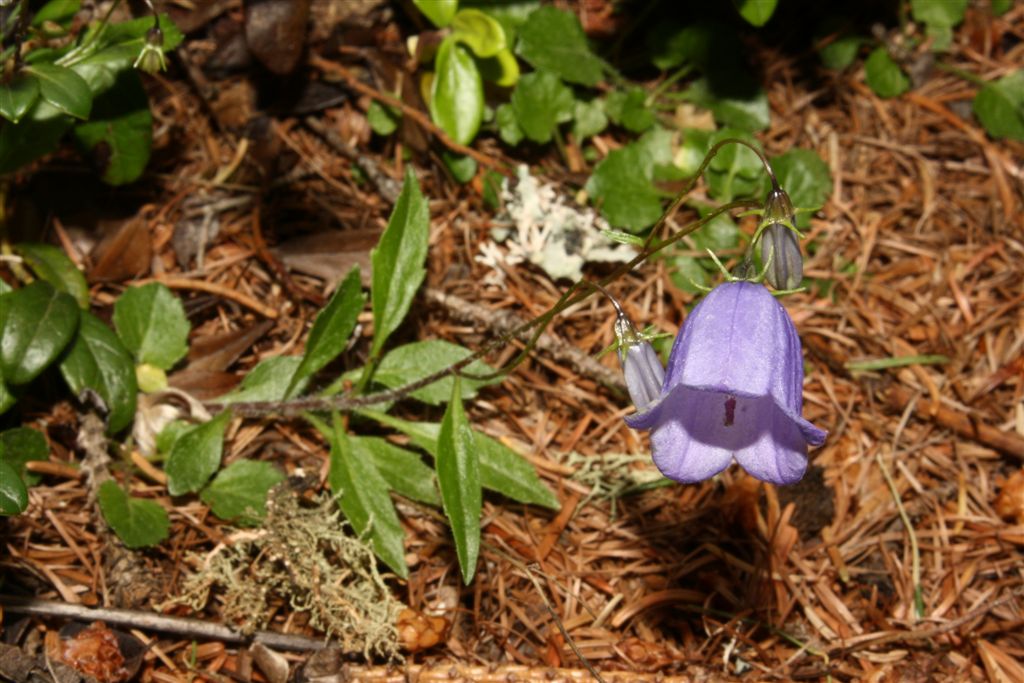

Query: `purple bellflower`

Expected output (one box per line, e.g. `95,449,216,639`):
621,281,826,485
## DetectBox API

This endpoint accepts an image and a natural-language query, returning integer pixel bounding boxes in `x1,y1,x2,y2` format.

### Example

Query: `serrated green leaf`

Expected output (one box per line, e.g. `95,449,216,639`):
367,100,400,136
436,378,480,583
0,427,49,487
165,411,231,495
864,47,909,98
973,70,1024,141
516,6,603,86
25,64,91,119
16,243,89,309
0,75,41,124
370,168,430,358
771,148,832,227
113,282,189,370
911,0,967,28
200,460,284,525
354,436,441,507
683,77,770,132
605,88,655,133
585,144,663,232
72,71,151,185
288,267,364,398
510,70,575,144
216,357,306,404
452,8,507,57
1,280,80,386
360,409,559,509
364,339,496,405
732,0,777,26
413,0,458,27
572,97,607,141
97,480,169,548
59,311,137,434
324,414,408,577
430,38,484,146
495,102,523,145
0,460,29,516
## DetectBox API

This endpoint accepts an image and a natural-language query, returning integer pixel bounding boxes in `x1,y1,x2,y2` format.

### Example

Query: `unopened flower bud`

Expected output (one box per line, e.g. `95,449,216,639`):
759,188,803,290
615,315,665,410
134,26,167,74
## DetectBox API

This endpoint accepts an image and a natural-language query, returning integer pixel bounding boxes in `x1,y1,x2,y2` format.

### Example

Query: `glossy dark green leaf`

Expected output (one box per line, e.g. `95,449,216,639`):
413,0,457,27
370,168,430,358
435,378,480,583
25,64,91,120
1,280,80,386
973,70,1024,142
200,459,284,526
324,414,408,577
451,8,506,57
288,266,364,398
430,38,484,146
510,70,574,143
771,149,833,227
16,242,89,309
59,310,137,434
864,48,909,99
216,357,306,404
113,282,189,370
0,427,49,487
71,71,151,185
732,0,777,26
354,436,441,507
516,6,603,86
0,75,41,124
165,410,231,495
98,480,169,548
0,460,29,516
367,339,496,405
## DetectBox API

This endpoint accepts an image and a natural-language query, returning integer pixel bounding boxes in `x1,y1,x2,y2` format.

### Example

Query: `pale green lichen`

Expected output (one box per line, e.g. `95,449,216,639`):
166,487,401,659
566,451,665,517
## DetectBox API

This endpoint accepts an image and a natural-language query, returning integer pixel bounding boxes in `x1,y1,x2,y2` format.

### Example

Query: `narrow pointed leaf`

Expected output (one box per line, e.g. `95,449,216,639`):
165,411,231,495
287,266,364,398
435,378,481,583
354,436,441,506
1,281,80,386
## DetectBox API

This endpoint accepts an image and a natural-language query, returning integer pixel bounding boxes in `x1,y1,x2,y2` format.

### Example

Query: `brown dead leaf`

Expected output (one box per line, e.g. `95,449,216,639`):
245,0,310,75
272,229,379,289
88,217,152,282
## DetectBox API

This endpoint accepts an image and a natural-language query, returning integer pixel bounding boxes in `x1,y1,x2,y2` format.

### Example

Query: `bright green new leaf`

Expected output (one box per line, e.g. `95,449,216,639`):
430,38,484,145
0,427,49,487
451,8,507,58
585,144,663,232
165,410,231,496
771,149,833,227
367,100,400,136
1,280,80,386
510,70,574,143
683,77,770,132
370,168,430,358
732,0,778,26
973,70,1024,142
864,48,909,99
288,266,364,398
515,6,603,86
0,75,41,124
413,0,457,27
59,311,138,434
605,88,655,133
354,436,441,507
200,459,284,526
495,103,524,145
436,378,481,584
72,72,152,185
477,48,520,87
16,242,89,309
572,97,607,141
0,460,29,516
24,64,91,120
911,0,968,28
113,282,190,370
469,0,540,46
325,414,408,577
216,357,306,404
97,480,169,548
368,339,497,405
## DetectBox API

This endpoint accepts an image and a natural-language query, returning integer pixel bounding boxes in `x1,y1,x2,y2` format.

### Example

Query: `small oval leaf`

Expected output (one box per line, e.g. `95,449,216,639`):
430,38,484,146
113,282,190,370
165,410,231,496
1,280,80,386
200,459,284,526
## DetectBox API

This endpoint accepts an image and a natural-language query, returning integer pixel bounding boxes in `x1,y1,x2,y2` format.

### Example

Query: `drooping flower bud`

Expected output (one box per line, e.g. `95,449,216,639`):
134,26,167,74
759,188,803,291
614,313,665,411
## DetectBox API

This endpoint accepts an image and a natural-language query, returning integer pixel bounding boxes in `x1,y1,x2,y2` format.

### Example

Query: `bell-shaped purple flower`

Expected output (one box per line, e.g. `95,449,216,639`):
625,281,826,485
